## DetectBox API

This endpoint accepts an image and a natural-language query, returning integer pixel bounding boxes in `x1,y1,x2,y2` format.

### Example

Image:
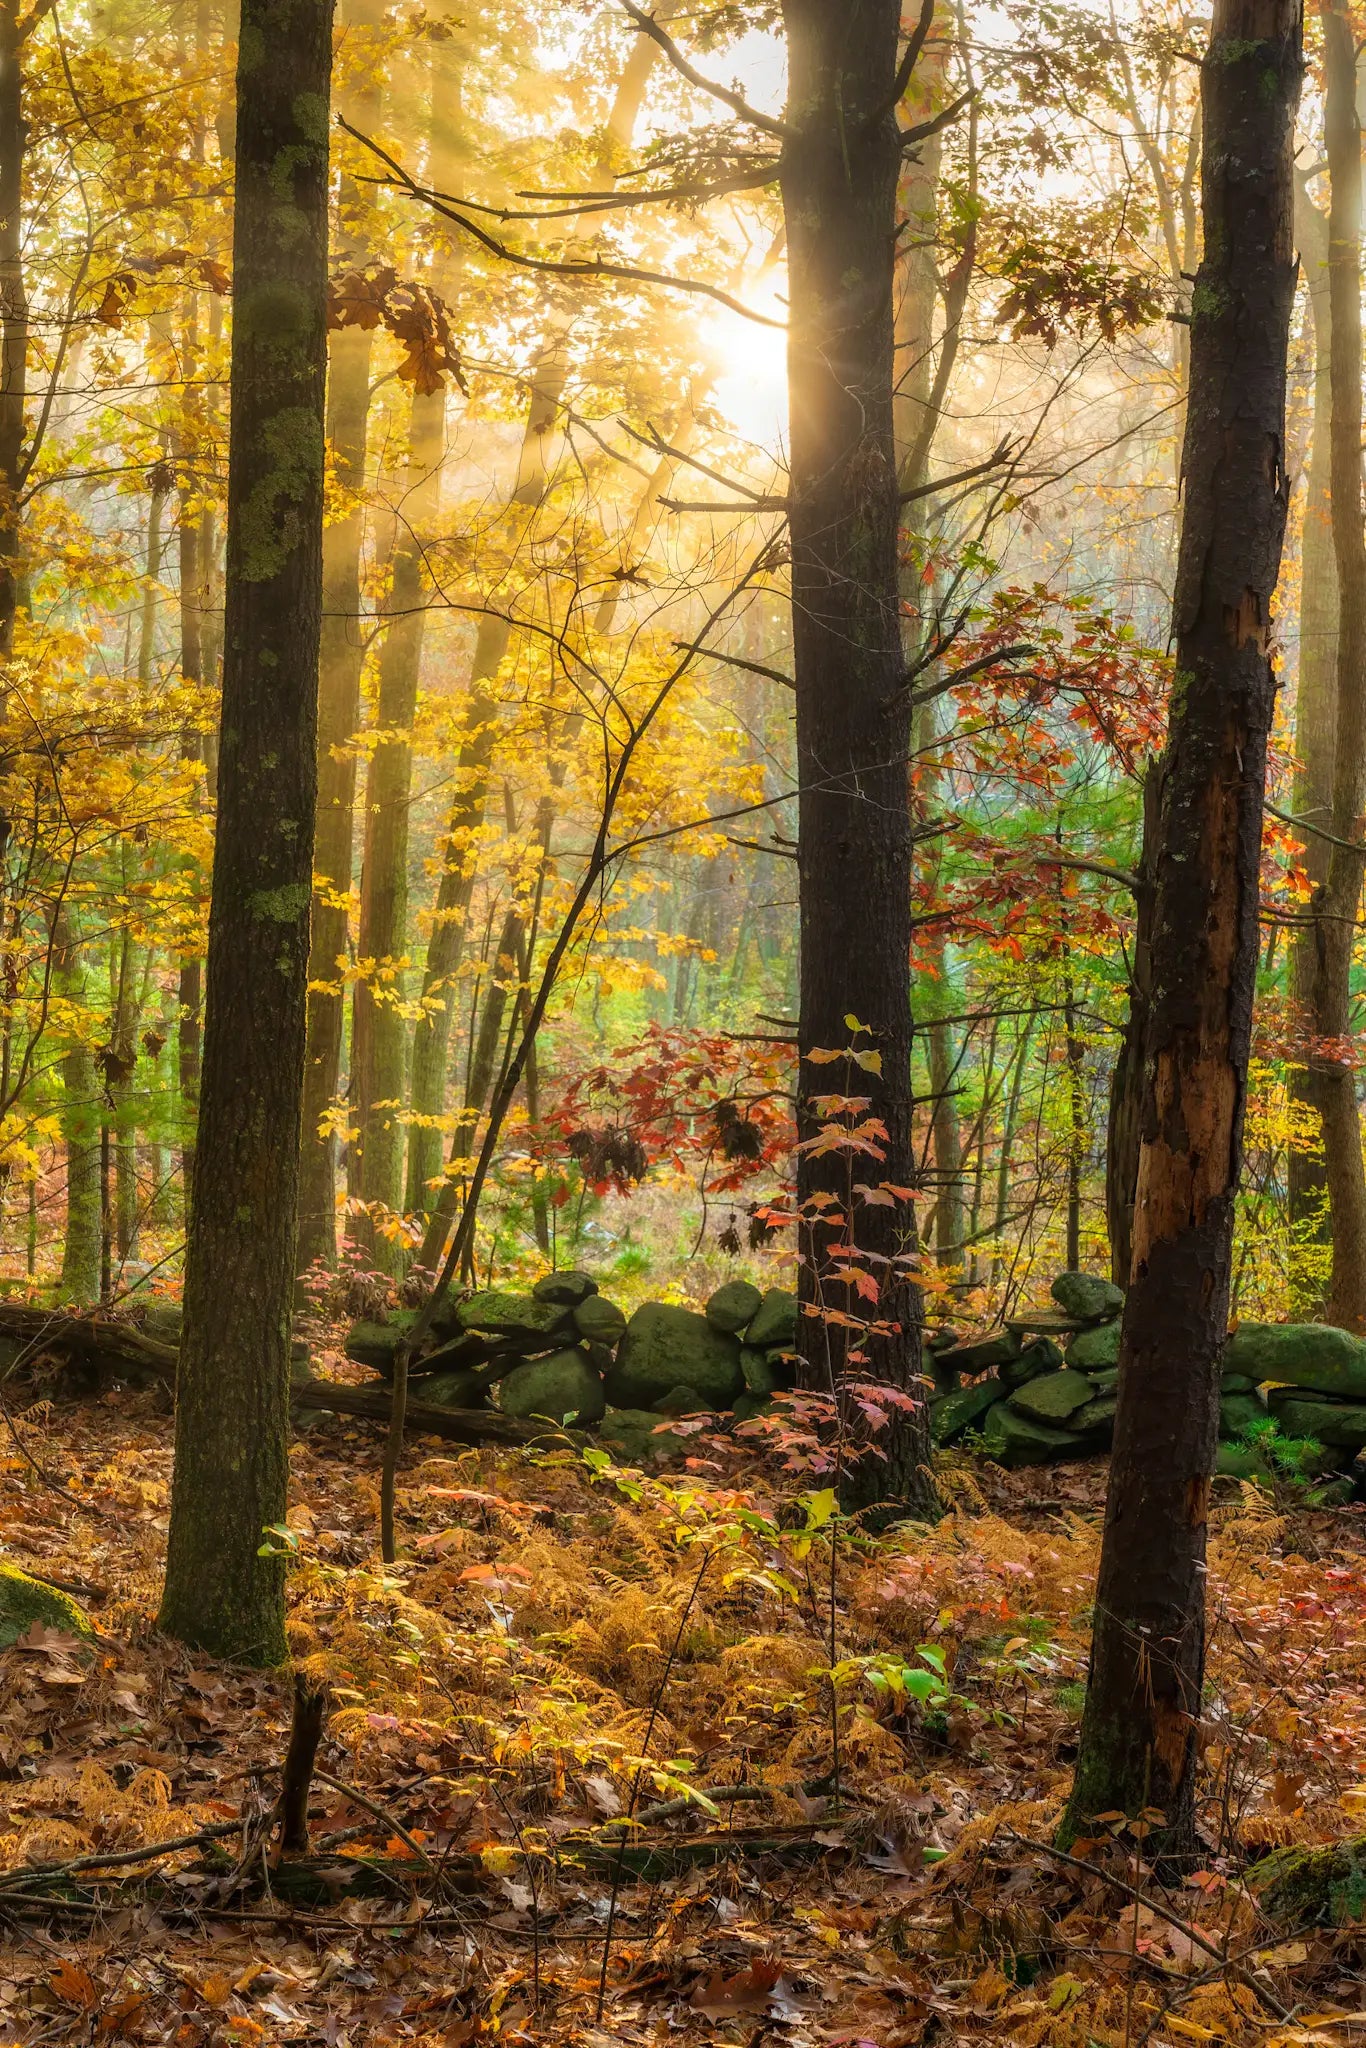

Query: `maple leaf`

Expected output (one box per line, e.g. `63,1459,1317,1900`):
689,1958,786,2018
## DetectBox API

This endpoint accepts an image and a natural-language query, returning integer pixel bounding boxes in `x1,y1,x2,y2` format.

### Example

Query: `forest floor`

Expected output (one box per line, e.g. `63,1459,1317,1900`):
1,1385,1365,2047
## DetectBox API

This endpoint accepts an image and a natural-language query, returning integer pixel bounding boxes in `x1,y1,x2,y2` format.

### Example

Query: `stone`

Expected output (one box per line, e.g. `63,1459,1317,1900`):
1216,1441,1271,1480
457,1291,575,1346
1086,1368,1120,1396
653,1384,706,1415
1219,1391,1267,1441
1224,1321,1366,1400
764,1347,798,1386
345,1313,419,1371
606,1302,743,1411
499,1348,605,1426
732,1391,776,1425
706,1279,763,1333
532,1270,599,1307
1265,1394,1366,1449
1007,1369,1095,1424
412,1331,488,1378
937,1330,1023,1377
1064,1322,1120,1372
998,1337,1063,1391
573,1295,627,1346
1052,1271,1125,1322
1221,1373,1257,1393
419,1369,488,1410
744,1288,798,1350
141,1301,184,1345
739,1347,777,1397
1068,1394,1116,1437
0,1563,94,1648
980,1401,1078,1468
599,1407,686,1464
928,1377,999,1445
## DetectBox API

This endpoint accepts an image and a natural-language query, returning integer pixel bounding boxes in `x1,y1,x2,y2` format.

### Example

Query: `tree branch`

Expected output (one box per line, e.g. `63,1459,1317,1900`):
617,2,791,141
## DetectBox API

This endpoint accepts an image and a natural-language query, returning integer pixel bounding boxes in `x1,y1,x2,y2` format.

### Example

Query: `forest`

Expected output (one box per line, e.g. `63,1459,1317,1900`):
8,0,1366,2039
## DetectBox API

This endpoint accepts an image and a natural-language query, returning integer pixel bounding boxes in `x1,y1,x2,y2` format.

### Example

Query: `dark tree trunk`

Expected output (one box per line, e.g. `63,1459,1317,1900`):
158,0,333,1665
1286,175,1335,1282
781,0,935,1520
0,0,25,670
1298,2,1366,1332
1104,767,1159,1287
1062,0,1301,1859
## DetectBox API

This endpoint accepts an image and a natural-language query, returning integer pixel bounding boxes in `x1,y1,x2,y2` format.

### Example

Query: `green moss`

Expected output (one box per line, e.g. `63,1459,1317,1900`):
249,882,310,924
0,1562,95,1647
1251,1836,1366,1928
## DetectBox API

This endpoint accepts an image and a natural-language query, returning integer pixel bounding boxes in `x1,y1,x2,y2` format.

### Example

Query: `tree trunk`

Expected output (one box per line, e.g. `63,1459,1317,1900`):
0,0,26,671
56,922,101,1306
1299,6,1366,1333
1104,767,1159,1286
781,0,935,1519
296,0,385,1275
1286,175,1335,1286
159,0,333,1664
1062,0,1301,1859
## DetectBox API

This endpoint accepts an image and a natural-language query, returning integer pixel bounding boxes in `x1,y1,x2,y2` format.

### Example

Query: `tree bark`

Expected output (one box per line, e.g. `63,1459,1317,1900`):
781,0,935,1519
0,0,26,671
1298,5,1366,1332
159,0,333,1664
1062,0,1301,1859
1286,174,1335,1285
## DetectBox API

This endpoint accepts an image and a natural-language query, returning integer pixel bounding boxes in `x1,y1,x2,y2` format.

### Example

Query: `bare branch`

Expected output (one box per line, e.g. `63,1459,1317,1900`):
617,1,790,142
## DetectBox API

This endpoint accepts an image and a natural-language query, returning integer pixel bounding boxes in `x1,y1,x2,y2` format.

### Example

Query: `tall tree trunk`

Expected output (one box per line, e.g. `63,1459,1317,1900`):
56,920,101,1306
1104,768,1159,1285
298,0,386,1274
1287,175,1335,1286
1300,5,1366,1332
782,0,935,1518
159,0,333,1663
1062,0,1301,1858
0,0,25,672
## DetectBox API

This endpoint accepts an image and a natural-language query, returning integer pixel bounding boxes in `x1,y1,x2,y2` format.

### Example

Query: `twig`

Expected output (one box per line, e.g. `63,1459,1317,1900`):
312,1769,439,1878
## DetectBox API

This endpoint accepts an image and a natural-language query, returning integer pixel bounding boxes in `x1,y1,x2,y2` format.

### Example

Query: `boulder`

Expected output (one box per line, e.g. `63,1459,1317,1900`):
1064,1322,1120,1372
1008,1368,1095,1425
0,1563,95,1648
653,1384,707,1415
980,1401,1078,1468
1219,1391,1267,1441
606,1302,743,1411
141,1301,184,1345
928,1377,1000,1446
744,1288,798,1350
420,1369,488,1409
739,1347,777,1397
457,1291,575,1347
1216,1441,1272,1480
1224,1321,1366,1400
599,1407,687,1464
998,1337,1063,1391
532,1270,599,1307
764,1347,798,1387
1086,1367,1120,1396
345,1313,418,1372
1265,1394,1366,1449
1068,1393,1116,1437
412,1331,489,1378
1221,1372,1257,1393
573,1295,627,1346
499,1348,605,1426
1052,1272,1124,1323
732,1391,776,1425
706,1280,764,1333
937,1330,1022,1377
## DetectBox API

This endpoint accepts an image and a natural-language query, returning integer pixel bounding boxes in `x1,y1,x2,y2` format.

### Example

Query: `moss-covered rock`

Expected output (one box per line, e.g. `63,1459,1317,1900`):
1085,1367,1120,1396
599,1408,686,1464
1051,1272,1124,1322
653,1384,707,1415
739,1346,777,1397
532,1270,599,1307
1068,1393,1116,1437
1224,1321,1366,1399
345,1312,419,1372
706,1279,763,1333
1265,1393,1366,1448
499,1348,605,1426
1250,1835,1366,1928
1063,1322,1120,1372
1220,1372,1257,1392
929,1377,1000,1445
998,1337,1064,1391
0,1563,95,1648
732,1391,776,1425
419,1369,488,1409
1008,1369,1095,1424
1219,1390,1266,1440
1215,1441,1272,1479
573,1294,627,1346
457,1291,574,1346
980,1401,1078,1468
744,1288,798,1350
606,1303,743,1410
938,1330,1023,1378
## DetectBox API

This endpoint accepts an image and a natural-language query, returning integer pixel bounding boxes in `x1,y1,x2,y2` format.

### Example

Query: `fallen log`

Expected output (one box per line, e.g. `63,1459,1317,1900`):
290,1376,580,1450
0,1304,177,1382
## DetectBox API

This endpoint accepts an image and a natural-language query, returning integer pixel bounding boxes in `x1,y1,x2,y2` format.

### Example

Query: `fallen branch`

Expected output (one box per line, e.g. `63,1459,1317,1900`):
290,1377,581,1449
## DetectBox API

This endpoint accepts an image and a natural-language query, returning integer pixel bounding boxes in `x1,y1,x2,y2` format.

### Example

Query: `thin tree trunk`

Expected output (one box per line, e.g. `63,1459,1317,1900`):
1062,0,1300,1858
0,0,26,672
782,0,936,1518
1300,7,1366,1332
1104,767,1158,1285
1287,174,1335,1281
159,0,332,1663
56,919,100,1306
